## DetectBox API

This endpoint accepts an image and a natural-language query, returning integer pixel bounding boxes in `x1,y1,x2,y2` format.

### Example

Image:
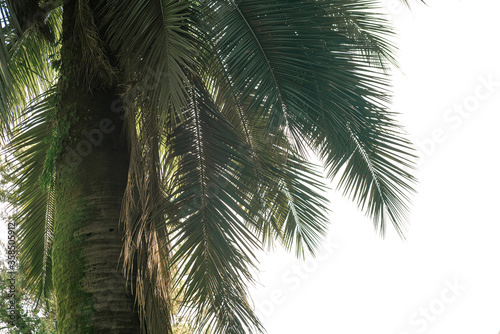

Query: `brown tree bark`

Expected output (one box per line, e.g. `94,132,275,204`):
51,1,142,333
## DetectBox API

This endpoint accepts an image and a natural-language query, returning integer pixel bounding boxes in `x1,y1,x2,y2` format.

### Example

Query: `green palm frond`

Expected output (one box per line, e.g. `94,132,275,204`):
6,87,59,303
164,75,263,334
0,0,60,137
0,1,13,115
198,27,331,257
336,120,416,236
205,0,416,236
100,0,199,123
274,154,330,257
5,0,61,38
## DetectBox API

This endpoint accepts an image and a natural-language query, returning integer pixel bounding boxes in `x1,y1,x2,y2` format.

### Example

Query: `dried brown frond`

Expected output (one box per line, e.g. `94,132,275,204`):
72,0,115,90
120,98,173,334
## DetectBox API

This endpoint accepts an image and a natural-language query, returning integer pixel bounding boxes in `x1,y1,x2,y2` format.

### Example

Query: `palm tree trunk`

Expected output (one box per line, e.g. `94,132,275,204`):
52,1,141,333
52,90,141,333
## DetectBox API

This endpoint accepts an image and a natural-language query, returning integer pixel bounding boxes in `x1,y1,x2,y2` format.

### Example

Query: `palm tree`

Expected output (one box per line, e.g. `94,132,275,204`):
0,0,419,333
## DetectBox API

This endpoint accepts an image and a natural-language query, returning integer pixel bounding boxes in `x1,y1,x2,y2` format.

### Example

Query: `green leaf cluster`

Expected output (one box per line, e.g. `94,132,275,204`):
0,0,421,333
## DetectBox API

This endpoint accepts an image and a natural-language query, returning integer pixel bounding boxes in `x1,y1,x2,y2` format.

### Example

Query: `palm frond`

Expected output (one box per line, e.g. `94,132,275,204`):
0,0,60,137
74,0,114,88
100,0,199,123
120,103,174,334
204,0,416,236
6,87,59,303
334,121,416,236
198,31,331,257
57,0,114,90
164,75,264,334
275,154,330,257
5,0,61,39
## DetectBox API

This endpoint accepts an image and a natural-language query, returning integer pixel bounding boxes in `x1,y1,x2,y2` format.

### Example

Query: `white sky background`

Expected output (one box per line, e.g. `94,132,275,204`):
249,1,500,333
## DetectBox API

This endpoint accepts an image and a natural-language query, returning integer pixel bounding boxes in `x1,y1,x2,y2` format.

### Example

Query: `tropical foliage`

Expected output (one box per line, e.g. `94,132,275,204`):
0,0,419,333
0,162,57,333
0,242,58,334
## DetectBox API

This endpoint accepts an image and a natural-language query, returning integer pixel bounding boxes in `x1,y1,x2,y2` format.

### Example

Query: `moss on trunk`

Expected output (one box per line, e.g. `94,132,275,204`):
52,180,94,333
51,1,142,333
52,89,141,333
